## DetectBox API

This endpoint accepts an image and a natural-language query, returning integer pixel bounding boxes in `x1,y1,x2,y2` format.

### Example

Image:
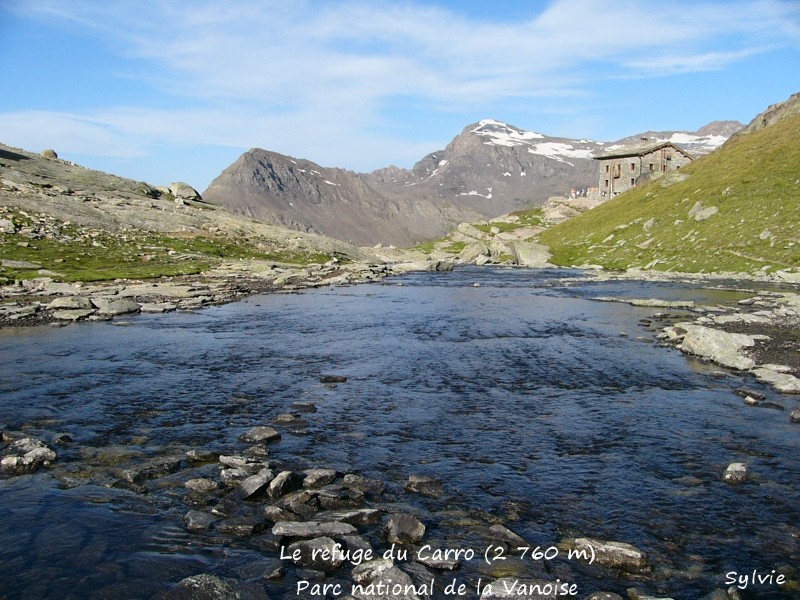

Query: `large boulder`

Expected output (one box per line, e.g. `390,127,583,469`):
677,324,756,370
168,181,202,202
508,240,553,267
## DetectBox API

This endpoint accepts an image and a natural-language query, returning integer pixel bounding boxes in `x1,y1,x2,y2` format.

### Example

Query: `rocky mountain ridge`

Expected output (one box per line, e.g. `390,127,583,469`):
204,119,742,246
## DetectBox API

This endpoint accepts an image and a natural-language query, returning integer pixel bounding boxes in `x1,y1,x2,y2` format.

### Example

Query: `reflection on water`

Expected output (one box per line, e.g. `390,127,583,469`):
0,267,798,599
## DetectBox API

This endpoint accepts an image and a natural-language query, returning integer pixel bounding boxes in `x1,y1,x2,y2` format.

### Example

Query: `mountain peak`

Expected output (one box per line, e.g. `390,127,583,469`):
469,119,545,147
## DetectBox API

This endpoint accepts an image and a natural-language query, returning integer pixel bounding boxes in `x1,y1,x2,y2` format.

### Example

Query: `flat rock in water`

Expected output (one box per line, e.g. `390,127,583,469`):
314,508,382,526
239,426,281,444
271,520,356,538
678,324,756,370
751,368,800,393
120,455,183,483
562,537,647,572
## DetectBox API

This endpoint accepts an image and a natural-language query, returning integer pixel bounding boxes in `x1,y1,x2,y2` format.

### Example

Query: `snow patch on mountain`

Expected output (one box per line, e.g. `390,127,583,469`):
667,132,727,151
472,119,545,147
528,142,595,164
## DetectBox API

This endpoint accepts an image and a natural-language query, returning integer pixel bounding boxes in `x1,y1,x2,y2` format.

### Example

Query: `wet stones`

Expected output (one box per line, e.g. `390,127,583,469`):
47,295,93,311
284,536,345,571
791,408,800,423
272,520,357,538
314,508,382,526
386,513,426,544
0,436,57,476
319,374,347,384
158,573,269,600
267,470,303,499
240,468,275,499
405,475,443,497
185,478,219,493
676,324,756,370
488,524,529,548
183,510,218,531
723,462,748,484
303,468,337,488
91,297,141,316
120,455,183,483
561,537,648,572
238,426,281,444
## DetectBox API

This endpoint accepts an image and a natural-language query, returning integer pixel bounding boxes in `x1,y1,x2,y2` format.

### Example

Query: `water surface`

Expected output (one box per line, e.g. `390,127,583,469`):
0,267,797,599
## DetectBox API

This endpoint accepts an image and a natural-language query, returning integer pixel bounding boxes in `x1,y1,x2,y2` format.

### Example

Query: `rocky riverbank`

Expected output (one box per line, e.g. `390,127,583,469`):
592,284,800,402
0,390,762,600
0,257,455,328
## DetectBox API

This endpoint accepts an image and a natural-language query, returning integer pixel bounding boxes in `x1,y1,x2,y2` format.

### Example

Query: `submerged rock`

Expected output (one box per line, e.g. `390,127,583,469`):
404,475,443,497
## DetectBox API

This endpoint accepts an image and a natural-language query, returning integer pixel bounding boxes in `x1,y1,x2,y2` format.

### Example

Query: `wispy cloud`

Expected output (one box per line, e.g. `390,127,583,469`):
1,0,798,185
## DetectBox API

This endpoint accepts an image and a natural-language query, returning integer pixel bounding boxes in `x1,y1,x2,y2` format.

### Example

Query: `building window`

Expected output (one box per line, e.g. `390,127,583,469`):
605,164,609,172
649,163,654,172
630,162,635,171
604,179,609,188
630,178,635,186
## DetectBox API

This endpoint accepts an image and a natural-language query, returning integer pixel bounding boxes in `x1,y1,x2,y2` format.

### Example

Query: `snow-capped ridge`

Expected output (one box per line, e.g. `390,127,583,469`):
471,119,545,147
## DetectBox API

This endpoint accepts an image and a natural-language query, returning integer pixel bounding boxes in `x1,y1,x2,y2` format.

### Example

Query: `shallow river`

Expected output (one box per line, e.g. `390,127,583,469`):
0,267,798,599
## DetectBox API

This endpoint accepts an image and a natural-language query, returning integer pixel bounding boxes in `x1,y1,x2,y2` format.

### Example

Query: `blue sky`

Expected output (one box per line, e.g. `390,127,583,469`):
1,0,799,191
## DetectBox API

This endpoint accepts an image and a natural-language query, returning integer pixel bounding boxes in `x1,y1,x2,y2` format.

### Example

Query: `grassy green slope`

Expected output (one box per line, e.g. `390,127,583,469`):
539,113,800,273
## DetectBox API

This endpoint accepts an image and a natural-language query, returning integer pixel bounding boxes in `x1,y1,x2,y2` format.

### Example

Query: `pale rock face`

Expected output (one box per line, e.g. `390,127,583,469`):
677,324,756,370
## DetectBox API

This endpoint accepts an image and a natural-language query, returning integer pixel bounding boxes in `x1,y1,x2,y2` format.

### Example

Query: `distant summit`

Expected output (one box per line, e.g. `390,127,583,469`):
204,118,742,247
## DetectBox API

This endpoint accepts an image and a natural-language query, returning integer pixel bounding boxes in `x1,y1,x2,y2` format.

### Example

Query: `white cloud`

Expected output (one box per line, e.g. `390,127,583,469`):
1,0,798,186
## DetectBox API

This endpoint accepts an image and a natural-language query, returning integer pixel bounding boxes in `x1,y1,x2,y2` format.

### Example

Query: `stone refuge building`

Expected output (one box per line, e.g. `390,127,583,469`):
593,141,693,197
